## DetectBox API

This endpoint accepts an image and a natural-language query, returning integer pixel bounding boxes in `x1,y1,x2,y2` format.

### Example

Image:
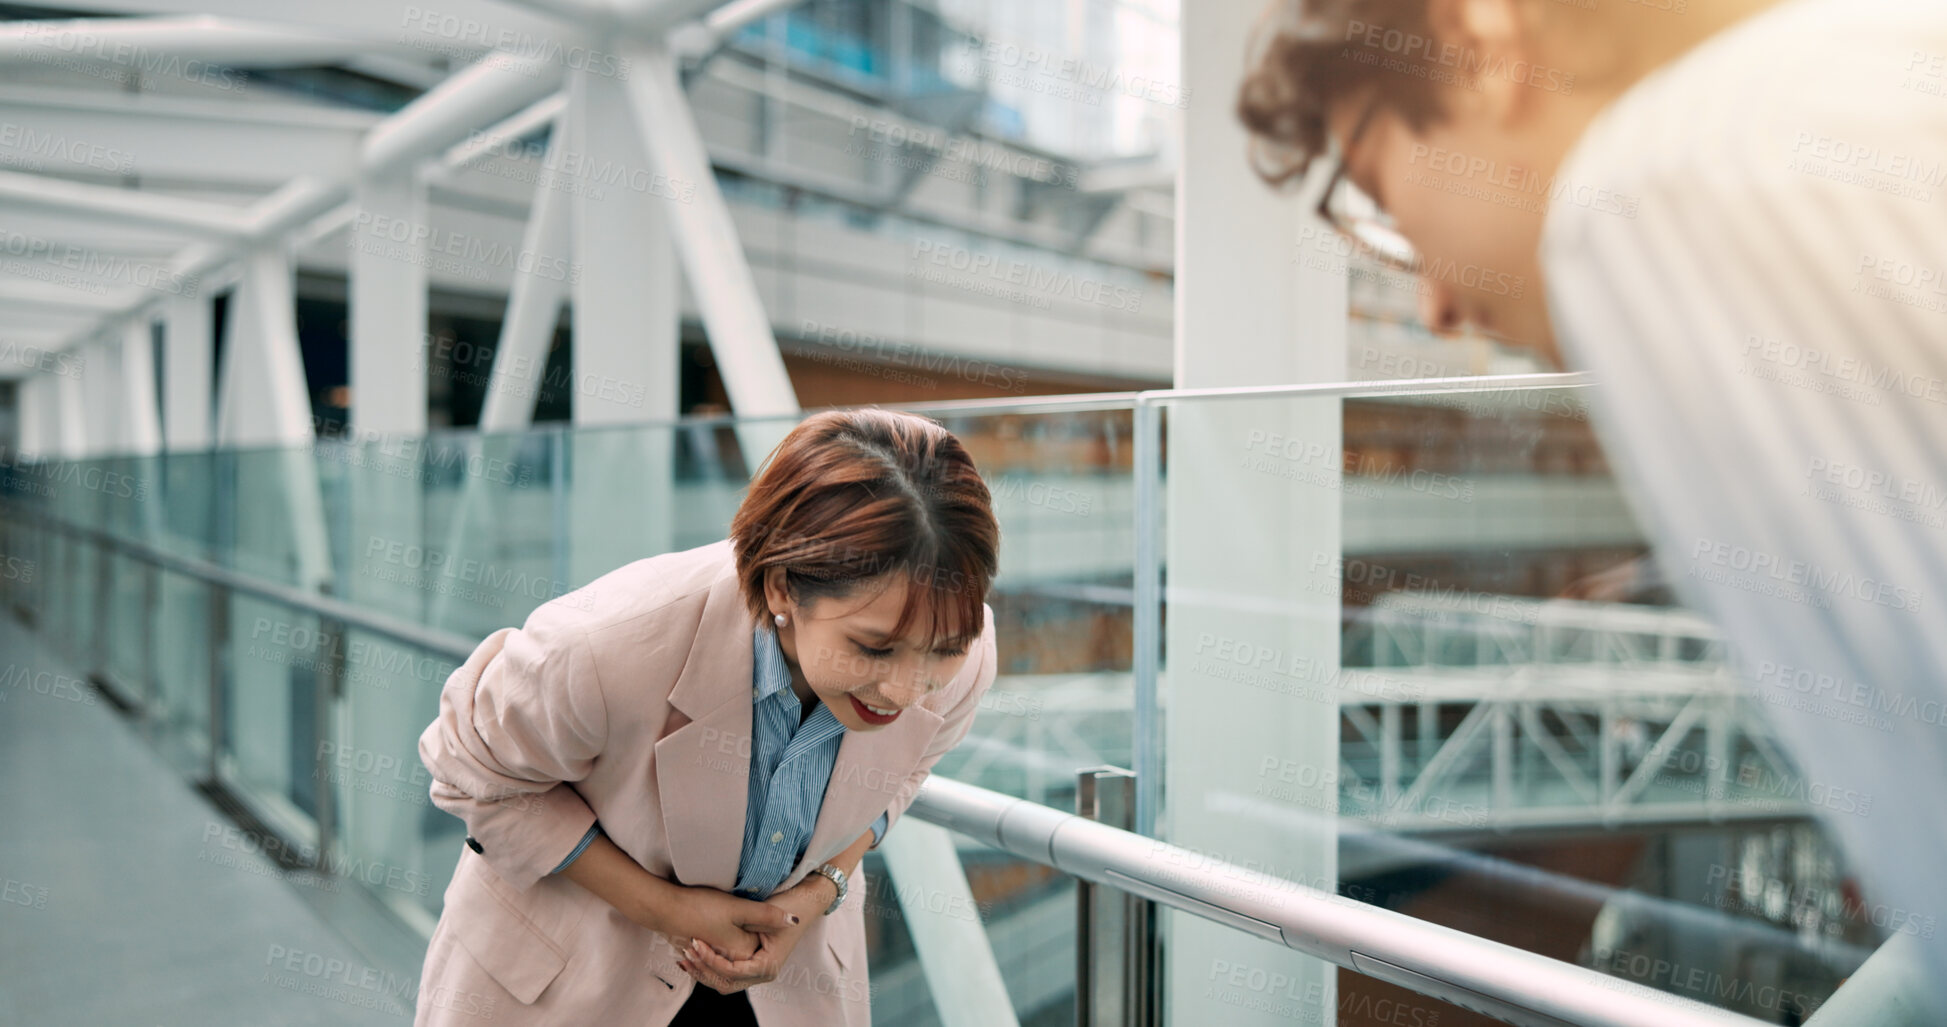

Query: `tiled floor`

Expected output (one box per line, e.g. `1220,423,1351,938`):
0,613,419,1026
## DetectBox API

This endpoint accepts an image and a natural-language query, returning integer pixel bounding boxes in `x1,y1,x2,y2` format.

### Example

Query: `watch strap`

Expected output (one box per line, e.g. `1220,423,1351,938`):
812,862,847,916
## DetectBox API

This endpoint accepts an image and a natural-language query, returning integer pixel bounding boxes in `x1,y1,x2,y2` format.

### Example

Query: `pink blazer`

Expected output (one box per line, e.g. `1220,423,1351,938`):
414,538,998,1026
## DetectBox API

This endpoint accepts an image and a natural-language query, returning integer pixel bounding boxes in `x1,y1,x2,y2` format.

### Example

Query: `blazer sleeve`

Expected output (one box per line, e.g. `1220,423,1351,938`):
870,603,998,848
418,598,609,890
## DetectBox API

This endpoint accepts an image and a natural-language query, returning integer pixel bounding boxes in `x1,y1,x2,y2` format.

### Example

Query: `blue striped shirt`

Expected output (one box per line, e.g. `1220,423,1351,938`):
550,622,887,883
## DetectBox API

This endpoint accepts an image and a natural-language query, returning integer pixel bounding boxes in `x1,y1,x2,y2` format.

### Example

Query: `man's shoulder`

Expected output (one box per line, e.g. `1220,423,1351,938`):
1550,0,1941,219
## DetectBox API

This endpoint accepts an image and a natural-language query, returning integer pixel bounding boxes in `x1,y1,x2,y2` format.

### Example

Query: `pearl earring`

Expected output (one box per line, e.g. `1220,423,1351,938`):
774,613,787,627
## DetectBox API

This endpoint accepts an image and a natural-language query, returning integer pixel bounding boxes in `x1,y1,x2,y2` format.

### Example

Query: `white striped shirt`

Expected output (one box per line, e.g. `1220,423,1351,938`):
1541,0,1947,980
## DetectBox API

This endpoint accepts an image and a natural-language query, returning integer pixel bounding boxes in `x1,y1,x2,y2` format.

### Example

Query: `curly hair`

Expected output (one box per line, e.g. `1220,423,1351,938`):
1236,0,1455,187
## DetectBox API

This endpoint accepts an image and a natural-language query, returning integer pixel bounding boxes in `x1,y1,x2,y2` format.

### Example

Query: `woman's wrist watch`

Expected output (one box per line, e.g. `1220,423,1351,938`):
810,862,848,915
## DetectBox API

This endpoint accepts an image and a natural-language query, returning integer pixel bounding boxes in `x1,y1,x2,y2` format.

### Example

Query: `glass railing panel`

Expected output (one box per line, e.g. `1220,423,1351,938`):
328,626,461,931
1149,381,1871,1025
150,565,214,773
220,589,323,851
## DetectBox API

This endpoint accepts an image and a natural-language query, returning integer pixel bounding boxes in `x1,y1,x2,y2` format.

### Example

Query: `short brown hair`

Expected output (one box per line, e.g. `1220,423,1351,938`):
1236,0,1451,187
730,409,999,648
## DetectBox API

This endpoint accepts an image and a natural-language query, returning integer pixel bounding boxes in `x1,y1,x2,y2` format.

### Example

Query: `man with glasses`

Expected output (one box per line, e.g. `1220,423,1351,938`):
1238,0,1947,1006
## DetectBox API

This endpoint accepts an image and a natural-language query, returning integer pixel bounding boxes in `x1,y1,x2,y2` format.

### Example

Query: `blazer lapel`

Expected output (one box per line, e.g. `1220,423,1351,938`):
785,703,941,886
653,566,756,891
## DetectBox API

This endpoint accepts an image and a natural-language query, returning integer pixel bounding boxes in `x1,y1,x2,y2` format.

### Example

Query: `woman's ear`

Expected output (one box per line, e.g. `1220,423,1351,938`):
762,565,794,621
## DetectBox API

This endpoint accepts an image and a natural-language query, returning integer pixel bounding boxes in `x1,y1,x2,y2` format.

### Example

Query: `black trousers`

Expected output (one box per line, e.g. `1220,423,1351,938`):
669,982,760,1027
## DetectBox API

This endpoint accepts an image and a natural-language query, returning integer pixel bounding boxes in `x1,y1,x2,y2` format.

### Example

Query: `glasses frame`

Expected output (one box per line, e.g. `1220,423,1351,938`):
1315,100,1422,274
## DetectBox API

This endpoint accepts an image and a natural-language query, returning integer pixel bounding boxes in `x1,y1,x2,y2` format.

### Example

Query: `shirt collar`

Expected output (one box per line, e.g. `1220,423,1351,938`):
752,621,796,703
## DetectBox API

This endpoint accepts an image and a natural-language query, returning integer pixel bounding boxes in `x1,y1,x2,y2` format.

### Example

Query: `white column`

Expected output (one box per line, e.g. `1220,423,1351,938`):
120,319,162,457
348,172,429,435
343,171,432,895
16,374,44,459
80,337,122,457
567,67,680,582
53,366,86,459
163,294,213,451
1166,4,1350,1026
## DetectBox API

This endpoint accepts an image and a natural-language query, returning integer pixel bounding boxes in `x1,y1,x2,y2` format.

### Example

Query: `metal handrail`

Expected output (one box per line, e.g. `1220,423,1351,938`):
7,506,476,661
18,371,1593,455
912,776,1768,1027
5,501,1768,1027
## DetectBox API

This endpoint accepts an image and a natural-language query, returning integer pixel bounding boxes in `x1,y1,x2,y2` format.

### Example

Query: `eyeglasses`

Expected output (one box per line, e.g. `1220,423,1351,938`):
1315,99,1421,273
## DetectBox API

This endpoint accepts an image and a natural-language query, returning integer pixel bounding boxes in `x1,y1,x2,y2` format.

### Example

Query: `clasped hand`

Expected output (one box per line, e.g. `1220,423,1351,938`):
665,885,812,995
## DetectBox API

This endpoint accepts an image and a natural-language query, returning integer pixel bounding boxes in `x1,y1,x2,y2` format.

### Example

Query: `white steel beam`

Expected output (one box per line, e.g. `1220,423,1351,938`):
0,168,255,239
0,16,410,68
0,280,124,313
7,0,567,42
361,54,566,179
477,114,573,433
0,86,375,187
